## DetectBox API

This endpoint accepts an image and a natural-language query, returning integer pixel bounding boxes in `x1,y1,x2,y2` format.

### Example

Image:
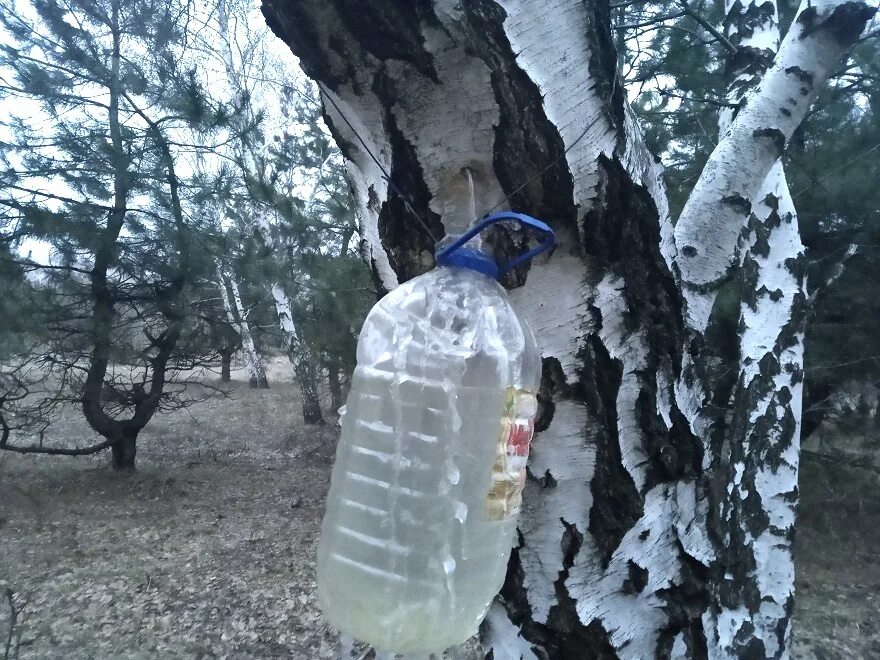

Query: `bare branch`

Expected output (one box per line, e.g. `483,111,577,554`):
808,243,859,304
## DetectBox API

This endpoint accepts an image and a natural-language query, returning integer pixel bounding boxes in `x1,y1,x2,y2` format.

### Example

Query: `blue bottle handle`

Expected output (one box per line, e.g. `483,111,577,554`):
435,212,556,276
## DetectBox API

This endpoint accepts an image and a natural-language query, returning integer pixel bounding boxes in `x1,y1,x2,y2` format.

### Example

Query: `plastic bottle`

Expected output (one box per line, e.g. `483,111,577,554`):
317,213,555,655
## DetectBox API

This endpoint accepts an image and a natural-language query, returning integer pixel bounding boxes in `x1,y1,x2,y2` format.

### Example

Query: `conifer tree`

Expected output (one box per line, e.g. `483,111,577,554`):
0,0,235,469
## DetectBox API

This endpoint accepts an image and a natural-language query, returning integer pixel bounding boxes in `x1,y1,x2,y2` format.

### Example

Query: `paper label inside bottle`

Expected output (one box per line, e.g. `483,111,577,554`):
486,388,537,521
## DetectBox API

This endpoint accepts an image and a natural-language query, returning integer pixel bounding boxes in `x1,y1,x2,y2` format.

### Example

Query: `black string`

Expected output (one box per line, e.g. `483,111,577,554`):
317,81,440,244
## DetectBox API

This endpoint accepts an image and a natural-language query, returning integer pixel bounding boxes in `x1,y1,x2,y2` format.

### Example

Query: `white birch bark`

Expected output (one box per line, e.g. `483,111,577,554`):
261,0,876,656
674,0,871,331
695,4,804,656
271,281,325,424
674,1,875,656
253,210,325,423
217,263,269,389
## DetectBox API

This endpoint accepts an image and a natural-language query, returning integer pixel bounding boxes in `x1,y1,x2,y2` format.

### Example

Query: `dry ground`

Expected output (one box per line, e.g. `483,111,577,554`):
1,361,877,659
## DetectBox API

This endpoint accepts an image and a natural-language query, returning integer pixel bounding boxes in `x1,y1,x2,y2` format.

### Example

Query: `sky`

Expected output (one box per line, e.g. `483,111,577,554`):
0,0,317,276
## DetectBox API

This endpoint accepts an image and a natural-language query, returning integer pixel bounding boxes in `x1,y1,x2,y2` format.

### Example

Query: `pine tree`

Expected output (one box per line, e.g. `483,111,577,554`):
0,0,235,469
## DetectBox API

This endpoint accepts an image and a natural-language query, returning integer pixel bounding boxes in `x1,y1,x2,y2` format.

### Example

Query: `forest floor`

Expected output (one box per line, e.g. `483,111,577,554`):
1,360,878,659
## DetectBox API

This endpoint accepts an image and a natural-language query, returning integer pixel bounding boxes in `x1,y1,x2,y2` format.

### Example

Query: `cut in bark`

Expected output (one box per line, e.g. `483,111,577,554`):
261,0,875,657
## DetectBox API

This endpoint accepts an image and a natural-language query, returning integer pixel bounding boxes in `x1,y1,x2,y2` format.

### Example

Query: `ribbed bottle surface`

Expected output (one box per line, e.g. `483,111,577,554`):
317,266,540,655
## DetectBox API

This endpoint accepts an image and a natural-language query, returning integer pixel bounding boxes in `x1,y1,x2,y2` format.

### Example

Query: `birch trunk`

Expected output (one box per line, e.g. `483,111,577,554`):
251,210,326,424
261,0,875,656
689,3,805,655
217,264,270,389
271,282,325,425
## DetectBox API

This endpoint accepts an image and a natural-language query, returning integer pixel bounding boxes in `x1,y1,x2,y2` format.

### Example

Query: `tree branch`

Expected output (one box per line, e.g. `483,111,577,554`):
679,0,738,54
808,243,858,304
674,0,876,332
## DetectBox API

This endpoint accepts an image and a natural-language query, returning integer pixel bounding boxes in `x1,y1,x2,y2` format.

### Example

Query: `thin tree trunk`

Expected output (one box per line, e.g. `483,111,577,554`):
217,264,269,389
328,359,343,414
220,349,232,383
271,283,324,424
261,1,875,656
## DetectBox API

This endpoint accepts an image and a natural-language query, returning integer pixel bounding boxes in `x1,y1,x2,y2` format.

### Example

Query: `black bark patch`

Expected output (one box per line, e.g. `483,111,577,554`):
582,335,643,567
701,278,743,439
460,0,578,232
774,292,807,352
784,65,814,88
496,528,618,660
584,1,626,137
724,0,777,57
371,68,443,282
582,155,684,369
761,193,779,211
752,127,786,156
750,222,771,258
798,3,877,45
740,256,761,310
262,0,346,90
764,287,784,302
636,390,703,489
721,194,752,216
335,0,439,81
622,560,649,594
537,357,570,433
656,542,710,660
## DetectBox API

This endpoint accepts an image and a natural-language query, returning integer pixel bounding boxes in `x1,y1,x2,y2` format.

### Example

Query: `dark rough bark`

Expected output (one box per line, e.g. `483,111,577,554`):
111,433,137,471
293,352,324,425
220,350,232,383
328,360,343,413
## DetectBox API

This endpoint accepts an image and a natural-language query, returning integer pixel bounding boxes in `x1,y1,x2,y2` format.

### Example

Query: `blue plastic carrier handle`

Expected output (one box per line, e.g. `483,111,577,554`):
435,212,556,277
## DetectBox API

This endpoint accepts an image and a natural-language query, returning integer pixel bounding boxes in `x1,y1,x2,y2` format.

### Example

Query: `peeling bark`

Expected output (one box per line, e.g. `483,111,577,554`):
260,0,875,657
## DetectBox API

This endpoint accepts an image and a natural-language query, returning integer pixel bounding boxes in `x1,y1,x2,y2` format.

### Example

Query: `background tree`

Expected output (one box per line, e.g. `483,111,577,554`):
0,0,234,469
618,0,880,439
195,0,366,419
260,0,875,656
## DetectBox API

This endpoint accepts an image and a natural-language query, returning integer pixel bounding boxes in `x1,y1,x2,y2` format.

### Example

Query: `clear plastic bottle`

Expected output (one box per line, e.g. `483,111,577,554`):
317,214,554,655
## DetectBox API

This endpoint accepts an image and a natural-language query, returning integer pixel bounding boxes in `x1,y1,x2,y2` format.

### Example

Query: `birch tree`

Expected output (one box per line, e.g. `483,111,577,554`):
206,0,327,414
260,0,876,657
216,261,270,389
